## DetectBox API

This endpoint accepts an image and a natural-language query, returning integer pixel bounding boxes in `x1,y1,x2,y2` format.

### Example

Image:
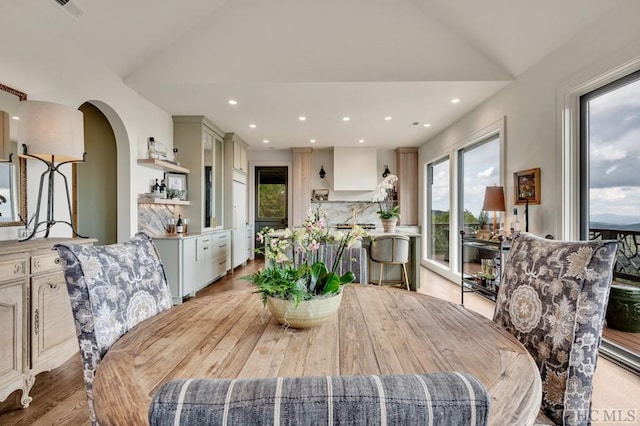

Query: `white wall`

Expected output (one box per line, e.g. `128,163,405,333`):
419,2,640,241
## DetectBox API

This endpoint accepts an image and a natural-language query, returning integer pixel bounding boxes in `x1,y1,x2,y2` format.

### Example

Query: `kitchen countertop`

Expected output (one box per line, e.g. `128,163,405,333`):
149,228,230,240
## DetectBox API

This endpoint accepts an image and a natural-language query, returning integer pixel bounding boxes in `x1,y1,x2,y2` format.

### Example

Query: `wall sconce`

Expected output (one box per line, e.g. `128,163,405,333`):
382,165,391,178
319,165,326,179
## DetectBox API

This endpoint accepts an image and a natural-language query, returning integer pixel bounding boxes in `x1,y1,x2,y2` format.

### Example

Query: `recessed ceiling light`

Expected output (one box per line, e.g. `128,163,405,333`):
298,116,306,121
310,139,316,143
249,124,256,128
262,139,269,144
342,117,350,122
384,116,392,121
451,98,460,104
228,99,238,105
423,123,431,128
11,116,19,120
358,139,365,143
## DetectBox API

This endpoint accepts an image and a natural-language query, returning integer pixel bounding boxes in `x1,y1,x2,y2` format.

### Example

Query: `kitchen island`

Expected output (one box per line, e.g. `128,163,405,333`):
265,227,421,290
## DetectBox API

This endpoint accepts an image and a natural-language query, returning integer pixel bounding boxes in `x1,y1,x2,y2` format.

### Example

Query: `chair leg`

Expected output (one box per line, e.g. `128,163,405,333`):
402,264,409,291
378,263,384,286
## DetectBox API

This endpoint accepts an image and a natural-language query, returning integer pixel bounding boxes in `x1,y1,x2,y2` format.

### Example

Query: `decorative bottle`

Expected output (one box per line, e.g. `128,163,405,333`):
176,215,184,234
510,208,521,236
152,179,160,196
159,179,167,199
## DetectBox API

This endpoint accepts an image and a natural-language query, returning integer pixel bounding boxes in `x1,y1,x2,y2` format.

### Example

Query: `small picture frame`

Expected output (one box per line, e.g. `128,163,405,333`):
514,168,540,205
164,172,188,200
312,189,329,201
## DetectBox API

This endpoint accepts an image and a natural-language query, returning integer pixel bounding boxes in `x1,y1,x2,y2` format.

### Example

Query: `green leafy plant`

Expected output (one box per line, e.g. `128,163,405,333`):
242,208,367,305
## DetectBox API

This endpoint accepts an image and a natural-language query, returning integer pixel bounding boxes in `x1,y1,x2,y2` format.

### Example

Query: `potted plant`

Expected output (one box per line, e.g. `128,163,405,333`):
478,211,490,230
372,174,400,232
243,208,368,328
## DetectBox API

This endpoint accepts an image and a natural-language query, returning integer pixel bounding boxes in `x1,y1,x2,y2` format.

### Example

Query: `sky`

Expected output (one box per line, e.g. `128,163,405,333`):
431,137,501,221
588,76,640,223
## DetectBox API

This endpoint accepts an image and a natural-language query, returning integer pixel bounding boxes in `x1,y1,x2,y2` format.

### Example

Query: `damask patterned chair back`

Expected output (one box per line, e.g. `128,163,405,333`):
493,232,617,425
54,232,173,425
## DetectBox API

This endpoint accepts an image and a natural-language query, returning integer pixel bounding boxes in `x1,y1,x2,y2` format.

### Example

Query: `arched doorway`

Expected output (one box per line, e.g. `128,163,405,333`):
74,102,117,244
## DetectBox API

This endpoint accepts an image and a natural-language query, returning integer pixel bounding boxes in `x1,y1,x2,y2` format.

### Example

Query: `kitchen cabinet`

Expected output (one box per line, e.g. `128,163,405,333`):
224,133,249,269
395,147,418,225
246,224,254,261
212,231,231,278
225,132,248,174
0,238,96,408
231,180,248,269
173,116,224,234
154,236,197,305
233,142,247,173
154,230,231,304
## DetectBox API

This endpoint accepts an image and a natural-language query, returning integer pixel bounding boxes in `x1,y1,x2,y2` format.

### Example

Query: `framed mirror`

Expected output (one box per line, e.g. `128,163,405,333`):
0,83,27,227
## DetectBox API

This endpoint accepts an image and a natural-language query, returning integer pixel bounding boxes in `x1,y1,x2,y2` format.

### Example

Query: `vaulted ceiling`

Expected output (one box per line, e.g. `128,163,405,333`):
2,0,628,149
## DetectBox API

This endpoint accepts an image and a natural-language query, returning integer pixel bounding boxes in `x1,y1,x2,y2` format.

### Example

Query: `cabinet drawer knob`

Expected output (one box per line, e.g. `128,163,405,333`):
54,257,60,265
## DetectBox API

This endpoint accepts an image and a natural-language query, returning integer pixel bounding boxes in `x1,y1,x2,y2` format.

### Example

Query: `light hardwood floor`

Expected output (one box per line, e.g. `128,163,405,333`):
1,260,638,425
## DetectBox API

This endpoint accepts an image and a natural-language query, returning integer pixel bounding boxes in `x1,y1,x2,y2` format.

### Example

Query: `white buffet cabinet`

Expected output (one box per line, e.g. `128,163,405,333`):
153,229,231,304
0,237,96,408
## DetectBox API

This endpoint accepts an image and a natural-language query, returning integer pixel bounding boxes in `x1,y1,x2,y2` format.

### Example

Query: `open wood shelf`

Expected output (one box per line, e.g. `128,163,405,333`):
137,158,190,174
138,196,190,205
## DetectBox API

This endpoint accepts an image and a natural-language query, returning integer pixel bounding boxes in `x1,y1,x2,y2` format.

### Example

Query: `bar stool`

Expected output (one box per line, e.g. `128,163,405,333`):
369,234,410,290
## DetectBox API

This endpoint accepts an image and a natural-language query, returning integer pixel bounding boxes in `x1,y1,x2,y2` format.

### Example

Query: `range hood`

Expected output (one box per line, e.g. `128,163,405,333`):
333,147,377,191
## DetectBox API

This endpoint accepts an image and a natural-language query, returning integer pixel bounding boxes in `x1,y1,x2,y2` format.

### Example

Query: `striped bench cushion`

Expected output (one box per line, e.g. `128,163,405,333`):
148,372,489,425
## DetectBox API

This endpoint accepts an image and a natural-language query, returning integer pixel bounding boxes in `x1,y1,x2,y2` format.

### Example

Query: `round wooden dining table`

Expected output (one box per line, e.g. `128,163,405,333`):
93,284,541,425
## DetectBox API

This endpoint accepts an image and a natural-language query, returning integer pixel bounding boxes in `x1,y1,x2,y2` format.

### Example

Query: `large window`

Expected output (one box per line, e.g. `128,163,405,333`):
458,135,501,237
580,69,640,371
427,157,450,266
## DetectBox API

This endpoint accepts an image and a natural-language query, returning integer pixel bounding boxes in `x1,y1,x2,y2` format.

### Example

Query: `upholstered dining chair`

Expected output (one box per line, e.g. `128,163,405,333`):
493,232,617,426
149,372,490,425
54,232,173,425
369,234,411,290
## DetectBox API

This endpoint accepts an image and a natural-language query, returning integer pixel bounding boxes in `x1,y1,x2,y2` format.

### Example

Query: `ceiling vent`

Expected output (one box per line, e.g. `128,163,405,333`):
52,0,84,19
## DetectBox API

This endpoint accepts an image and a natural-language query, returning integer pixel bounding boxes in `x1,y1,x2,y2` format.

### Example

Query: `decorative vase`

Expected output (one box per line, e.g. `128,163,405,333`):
266,291,343,329
381,218,397,233
606,284,640,333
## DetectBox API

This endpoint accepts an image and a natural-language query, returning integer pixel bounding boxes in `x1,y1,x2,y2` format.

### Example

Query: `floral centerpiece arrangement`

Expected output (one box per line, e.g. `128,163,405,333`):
372,174,399,231
243,207,368,328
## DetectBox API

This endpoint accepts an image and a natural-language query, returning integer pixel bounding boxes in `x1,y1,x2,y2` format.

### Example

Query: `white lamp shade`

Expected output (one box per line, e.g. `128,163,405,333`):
18,100,84,162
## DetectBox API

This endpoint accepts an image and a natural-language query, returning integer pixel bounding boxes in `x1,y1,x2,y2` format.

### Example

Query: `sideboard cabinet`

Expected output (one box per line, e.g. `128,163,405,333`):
0,238,96,408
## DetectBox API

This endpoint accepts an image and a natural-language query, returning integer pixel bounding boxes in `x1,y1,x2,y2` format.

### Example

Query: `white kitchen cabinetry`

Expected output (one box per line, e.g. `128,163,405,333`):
173,116,224,233
224,133,249,269
0,238,96,408
154,230,231,304
154,237,197,305
232,179,248,269
212,231,231,278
